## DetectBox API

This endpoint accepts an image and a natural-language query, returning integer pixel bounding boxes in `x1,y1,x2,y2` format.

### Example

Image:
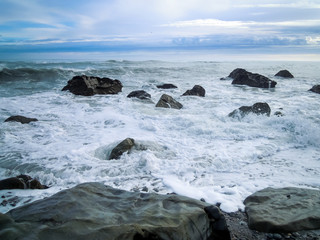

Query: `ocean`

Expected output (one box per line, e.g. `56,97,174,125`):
0,59,319,213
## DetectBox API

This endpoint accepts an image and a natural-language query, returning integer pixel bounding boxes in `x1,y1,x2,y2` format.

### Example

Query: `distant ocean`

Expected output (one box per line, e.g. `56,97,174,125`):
1,59,320,213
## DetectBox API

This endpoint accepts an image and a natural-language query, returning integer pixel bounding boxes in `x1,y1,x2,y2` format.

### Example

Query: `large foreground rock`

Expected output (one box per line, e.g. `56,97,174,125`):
156,94,183,109
309,85,320,94
228,102,271,118
244,187,320,233
229,68,277,88
182,85,206,97
62,75,122,96
4,115,38,124
0,182,229,240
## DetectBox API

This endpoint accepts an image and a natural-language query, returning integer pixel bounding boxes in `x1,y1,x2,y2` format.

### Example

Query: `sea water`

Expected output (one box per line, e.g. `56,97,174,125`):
0,60,319,213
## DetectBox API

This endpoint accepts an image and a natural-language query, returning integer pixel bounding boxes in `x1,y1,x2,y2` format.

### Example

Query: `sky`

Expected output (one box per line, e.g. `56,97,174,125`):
0,0,320,60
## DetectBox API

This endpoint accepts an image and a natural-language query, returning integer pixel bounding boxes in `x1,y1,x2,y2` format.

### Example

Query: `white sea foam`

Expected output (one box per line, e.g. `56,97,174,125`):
0,60,319,213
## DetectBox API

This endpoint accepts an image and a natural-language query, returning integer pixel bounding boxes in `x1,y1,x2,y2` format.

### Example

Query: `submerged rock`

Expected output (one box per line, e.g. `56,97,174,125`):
228,102,271,118
156,83,177,89
0,182,229,240
62,75,122,96
309,85,320,94
228,68,277,88
4,115,38,124
0,175,48,190
275,70,294,78
244,187,320,233
182,85,206,97
109,138,135,160
156,94,183,109
127,90,151,100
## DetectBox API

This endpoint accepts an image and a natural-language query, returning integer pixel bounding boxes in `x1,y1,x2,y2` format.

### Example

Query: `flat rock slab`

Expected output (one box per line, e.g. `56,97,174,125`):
4,115,38,124
1,182,218,240
244,187,320,233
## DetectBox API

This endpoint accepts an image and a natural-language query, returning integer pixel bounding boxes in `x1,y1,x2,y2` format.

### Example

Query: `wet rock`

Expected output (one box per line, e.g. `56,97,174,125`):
0,182,223,240
182,85,206,97
109,138,135,160
228,102,271,118
244,187,320,233
0,175,48,190
127,90,151,100
275,70,294,78
156,83,177,89
62,75,122,96
309,85,320,94
4,115,38,124
228,68,277,88
156,94,183,109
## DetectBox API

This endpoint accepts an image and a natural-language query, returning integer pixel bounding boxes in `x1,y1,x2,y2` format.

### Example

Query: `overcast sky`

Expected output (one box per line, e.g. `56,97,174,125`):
0,0,320,59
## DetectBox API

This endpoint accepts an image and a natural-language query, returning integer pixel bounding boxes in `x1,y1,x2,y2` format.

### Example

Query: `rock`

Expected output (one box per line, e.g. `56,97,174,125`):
127,90,151,100
309,85,320,94
244,187,320,233
182,85,206,97
275,70,294,78
109,138,135,160
156,83,177,89
62,75,122,96
4,115,38,124
0,175,48,190
228,68,277,88
0,182,229,240
228,102,271,118
156,94,183,109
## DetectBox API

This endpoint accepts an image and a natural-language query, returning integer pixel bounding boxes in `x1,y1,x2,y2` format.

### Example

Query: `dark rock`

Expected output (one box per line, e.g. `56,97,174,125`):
182,85,206,97
274,111,284,117
229,102,271,118
0,182,222,240
156,83,177,89
4,115,38,124
109,138,135,160
0,175,48,190
155,94,183,109
127,90,151,100
309,85,320,94
244,187,320,233
62,75,122,96
275,70,294,78
228,68,277,88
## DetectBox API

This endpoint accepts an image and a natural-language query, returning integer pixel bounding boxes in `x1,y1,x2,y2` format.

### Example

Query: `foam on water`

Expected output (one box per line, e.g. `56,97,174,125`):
0,60,319,213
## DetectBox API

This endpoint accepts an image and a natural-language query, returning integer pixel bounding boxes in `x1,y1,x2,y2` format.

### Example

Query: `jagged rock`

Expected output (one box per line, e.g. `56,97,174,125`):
0,182,229,240
228,102,271,118
182,85,206,97
244,187,320,233
109,138,135,160
0,175,48,190
127,90,151,100
156,83,177,89
275,70,294,78
4,115,38,124
228,68,277,88
309,85,320,94
62,75,122,96
155,94,183,109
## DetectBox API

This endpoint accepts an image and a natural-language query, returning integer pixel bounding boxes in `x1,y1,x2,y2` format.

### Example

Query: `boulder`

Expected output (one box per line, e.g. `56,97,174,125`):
275,70,294,78
156,83,177,89
109,138,135,160
0,175,48,190
228,68,277,88
309,85,320,94
62,75,122,96
244,187,320,233
182,85,206,97
0,182,229,240
228,102,271,118
155,94,183,109
4,115,38,124
127,90,151,100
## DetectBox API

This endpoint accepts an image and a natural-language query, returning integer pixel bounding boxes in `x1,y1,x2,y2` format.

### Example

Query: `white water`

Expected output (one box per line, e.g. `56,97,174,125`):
0,60,320,213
